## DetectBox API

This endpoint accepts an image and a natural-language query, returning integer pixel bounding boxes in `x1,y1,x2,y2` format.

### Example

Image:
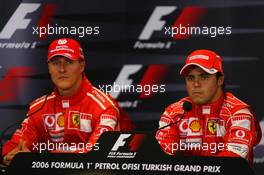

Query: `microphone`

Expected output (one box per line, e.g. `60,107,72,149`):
156,101,192,132
182,101,192,112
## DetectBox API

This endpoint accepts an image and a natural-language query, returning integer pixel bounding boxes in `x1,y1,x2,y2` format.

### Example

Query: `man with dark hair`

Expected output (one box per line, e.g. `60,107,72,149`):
2,38,132,165
156,49,261,165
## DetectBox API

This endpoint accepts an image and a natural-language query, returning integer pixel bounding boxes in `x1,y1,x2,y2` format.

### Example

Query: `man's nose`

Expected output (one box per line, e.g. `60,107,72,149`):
193,77,201,87
59,62,66,72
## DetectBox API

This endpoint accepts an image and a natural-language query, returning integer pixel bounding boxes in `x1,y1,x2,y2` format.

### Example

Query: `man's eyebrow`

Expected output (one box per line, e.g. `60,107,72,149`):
185,74,194,77
65,59,73,63
185,72,210,77
199,72,210,76
49,59,59,63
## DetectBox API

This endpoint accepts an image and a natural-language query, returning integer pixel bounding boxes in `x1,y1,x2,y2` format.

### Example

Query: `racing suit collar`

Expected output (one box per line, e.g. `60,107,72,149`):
54,75,92,107
191,93,225,116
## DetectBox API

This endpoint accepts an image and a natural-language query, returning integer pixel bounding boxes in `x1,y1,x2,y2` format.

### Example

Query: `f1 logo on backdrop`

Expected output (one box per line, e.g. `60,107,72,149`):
108,134,146,158
107,64,168,109
0,66,33,102
0,3,41,49
107,65,143,109
110,65,142,99
0,3,40,39
134,6,177,49
139,6,177,40
134,6,206,49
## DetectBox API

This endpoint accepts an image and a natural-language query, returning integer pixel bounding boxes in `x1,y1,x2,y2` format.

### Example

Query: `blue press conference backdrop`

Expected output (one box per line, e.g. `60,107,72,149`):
0,0,264,174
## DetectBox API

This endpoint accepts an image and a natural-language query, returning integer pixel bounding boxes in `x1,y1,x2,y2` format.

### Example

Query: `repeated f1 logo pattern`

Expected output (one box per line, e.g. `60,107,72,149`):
138,6,206,40
110,65,142,99
139,6,177,40
0,3,41,39
110,64,168,99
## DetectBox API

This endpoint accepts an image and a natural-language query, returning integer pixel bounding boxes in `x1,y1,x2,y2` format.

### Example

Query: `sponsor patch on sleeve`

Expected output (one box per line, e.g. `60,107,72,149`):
80,113,92,133
100,114,117,130
231,115,251,131
226,143,249,158
228,128,252,144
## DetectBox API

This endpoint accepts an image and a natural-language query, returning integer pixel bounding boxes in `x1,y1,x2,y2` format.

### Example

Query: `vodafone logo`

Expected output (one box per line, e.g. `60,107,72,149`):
99,127,109,134
44,115,55,128
179,119,188,133
235,130,246,138
58,39,67,45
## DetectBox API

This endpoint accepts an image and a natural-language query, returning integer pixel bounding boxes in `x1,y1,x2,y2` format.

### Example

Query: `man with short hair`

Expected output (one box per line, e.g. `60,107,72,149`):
2,38,132,165
156,49,261,165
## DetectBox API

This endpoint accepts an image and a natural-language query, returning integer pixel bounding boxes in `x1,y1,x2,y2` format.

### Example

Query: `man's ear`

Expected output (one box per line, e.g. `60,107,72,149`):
80,61,85,72
218,76,224,86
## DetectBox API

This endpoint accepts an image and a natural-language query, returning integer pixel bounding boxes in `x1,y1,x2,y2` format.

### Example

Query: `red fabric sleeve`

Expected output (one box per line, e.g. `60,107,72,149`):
156,106,180,155
87,107,119,149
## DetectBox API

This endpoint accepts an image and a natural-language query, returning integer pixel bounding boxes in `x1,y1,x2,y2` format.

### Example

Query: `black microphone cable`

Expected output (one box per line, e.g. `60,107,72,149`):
152,101,192,133
0,92,52,166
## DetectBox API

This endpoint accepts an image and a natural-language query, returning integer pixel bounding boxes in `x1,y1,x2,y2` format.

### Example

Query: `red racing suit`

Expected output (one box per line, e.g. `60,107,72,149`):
2,76,132,155
156,92,261,165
